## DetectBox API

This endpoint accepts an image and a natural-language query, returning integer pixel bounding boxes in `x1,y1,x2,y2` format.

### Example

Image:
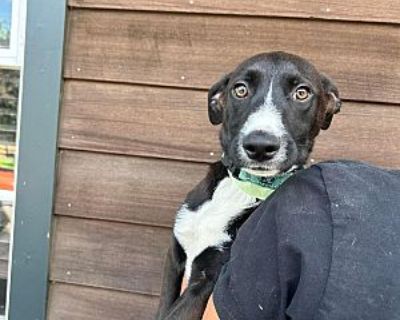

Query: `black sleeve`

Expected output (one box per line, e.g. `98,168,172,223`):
213,166,332,320
214,161,400,320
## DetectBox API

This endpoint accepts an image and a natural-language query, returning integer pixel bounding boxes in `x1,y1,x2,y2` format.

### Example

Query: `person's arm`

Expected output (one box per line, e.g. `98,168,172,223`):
213,161,400,320
213,166,332,319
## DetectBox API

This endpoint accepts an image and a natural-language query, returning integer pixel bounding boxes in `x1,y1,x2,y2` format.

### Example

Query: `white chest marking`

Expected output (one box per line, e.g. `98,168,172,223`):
174,177,258,280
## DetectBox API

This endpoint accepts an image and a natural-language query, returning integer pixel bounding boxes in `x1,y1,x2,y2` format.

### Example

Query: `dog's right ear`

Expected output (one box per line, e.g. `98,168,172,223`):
208,73,231,125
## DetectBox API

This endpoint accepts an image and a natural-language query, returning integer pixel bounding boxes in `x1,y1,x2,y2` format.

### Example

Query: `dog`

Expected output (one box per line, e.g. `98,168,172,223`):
155,51,342,319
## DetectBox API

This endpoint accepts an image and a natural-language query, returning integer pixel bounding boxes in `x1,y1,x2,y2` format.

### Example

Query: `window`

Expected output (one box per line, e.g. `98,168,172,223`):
0,68,19,222
0,68,19,317
0,0,25,67
0,0,25,318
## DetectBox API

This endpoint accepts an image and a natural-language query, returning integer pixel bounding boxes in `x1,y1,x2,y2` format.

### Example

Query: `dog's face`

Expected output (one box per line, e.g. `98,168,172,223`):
208,51,341,174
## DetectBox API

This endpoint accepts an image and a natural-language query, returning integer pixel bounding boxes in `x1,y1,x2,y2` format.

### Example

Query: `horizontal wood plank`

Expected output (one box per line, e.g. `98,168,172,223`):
69,0,400,24
60,80,219,163
55,150,208,226
60,81,400,168
48,283,158,320
313,104,400,168
65,10,400,104
50,216,171,295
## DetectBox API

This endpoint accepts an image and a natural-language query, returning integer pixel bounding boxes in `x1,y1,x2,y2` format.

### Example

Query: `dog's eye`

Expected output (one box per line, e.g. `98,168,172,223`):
232,83,248,99
293,86,311,101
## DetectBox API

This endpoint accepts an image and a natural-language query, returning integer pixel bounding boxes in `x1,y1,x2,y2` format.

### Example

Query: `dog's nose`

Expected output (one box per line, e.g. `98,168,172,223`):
242,131,280,162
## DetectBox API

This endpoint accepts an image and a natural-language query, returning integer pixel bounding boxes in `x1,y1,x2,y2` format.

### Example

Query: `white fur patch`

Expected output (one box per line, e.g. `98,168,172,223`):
240,81,285,137
174,177,258,280
242,168,280,177
239,80,288,167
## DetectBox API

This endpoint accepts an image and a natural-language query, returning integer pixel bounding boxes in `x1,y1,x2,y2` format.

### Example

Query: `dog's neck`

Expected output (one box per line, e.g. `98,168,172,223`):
228,167,299,200
221,154,302,200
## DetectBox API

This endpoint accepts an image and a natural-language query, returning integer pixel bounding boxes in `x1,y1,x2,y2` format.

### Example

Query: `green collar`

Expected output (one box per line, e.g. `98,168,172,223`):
229,168,297,200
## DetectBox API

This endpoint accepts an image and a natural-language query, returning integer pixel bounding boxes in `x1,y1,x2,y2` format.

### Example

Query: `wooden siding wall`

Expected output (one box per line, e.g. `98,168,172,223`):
48,1,400,319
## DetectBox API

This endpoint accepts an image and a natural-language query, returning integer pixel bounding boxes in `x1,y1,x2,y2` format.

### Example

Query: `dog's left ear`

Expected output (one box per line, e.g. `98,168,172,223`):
208,73,231,125
320,74,342,130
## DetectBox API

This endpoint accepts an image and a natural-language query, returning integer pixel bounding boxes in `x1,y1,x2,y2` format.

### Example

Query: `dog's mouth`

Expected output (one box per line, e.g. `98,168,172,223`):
235,139,292,174
231,157,290,178
240,139,308,177
222,133,301,176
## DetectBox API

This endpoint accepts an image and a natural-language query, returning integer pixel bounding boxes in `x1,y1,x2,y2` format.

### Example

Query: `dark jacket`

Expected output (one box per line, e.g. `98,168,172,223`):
214,161,400,320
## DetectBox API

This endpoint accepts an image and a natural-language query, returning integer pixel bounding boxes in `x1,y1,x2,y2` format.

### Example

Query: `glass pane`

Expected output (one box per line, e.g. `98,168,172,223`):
0,67,19,317
0,1,12,49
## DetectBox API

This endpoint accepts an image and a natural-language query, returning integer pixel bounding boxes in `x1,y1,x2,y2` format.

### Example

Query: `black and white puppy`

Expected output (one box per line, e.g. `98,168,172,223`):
156,51,341,319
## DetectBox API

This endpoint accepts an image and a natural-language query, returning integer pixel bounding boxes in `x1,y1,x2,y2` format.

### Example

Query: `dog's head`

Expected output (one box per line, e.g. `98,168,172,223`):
208,51,341,175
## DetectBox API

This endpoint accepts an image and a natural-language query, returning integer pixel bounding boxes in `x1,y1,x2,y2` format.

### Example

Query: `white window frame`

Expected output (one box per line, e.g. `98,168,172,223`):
0,0,26,68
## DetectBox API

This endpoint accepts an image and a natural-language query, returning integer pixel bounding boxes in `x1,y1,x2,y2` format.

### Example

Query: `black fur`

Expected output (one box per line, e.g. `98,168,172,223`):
212,52,341,173
226,207,254,239
184,162,228,211
155,51,341,319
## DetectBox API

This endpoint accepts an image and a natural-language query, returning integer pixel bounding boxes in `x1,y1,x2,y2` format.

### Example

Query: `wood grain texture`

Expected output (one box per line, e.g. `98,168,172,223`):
313,103,400,168
64,10,400,104
48,283,158,320
55,150,208,226
60,80,219,163
50,216,171,295
60,81,400,168
68,0,400,24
